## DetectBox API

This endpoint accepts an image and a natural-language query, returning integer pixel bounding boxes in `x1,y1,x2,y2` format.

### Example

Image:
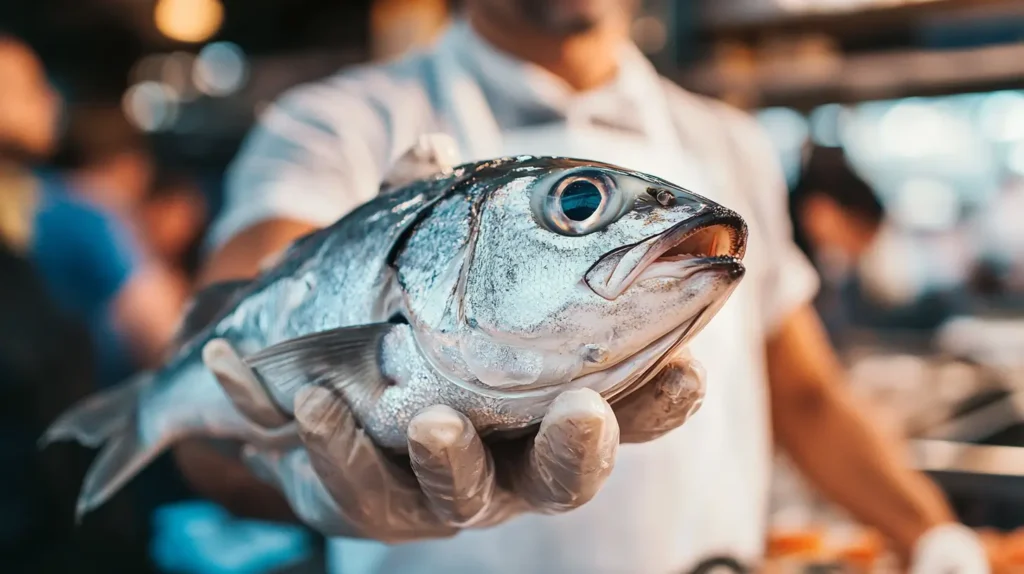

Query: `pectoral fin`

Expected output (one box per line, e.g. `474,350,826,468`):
243,323,395,413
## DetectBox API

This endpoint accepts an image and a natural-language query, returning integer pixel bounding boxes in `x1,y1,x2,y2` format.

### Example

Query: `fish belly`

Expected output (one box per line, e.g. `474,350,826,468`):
360,326,540,451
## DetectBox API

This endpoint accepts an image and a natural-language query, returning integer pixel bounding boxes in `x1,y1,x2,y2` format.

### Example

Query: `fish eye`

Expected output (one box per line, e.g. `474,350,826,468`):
560,179,604,221
536,170,621,236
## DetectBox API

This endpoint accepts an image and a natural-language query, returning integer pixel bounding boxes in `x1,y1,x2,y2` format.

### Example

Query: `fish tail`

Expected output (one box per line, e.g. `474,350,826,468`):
40,372,165,521
41,372,151,447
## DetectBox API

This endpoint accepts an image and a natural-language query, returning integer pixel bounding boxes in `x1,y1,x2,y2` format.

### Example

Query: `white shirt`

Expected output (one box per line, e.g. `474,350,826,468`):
211,19,819,574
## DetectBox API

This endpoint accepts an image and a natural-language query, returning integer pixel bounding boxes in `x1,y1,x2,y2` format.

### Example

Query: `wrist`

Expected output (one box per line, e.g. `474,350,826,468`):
890,480,958,556
888,512,952,559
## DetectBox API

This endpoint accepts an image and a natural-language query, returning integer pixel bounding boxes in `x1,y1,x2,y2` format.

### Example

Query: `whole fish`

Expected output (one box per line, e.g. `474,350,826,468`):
44,155,748,518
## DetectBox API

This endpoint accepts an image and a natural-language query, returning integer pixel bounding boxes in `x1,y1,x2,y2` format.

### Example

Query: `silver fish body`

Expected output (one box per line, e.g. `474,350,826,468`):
44,156,748,516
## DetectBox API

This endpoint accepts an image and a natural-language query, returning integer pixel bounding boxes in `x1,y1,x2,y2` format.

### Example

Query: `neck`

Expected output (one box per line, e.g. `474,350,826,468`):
466,8,628,92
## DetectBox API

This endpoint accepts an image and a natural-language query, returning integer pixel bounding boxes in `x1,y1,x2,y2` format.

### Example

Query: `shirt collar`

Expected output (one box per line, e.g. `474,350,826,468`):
437,19,663,136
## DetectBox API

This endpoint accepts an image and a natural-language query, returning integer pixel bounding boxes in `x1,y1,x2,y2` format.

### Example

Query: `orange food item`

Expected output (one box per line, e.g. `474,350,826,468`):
767,530,826,559
837,530,884,570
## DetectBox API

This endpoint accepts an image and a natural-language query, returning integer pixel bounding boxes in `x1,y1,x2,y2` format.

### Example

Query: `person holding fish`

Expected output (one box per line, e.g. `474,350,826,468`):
43,1,990,573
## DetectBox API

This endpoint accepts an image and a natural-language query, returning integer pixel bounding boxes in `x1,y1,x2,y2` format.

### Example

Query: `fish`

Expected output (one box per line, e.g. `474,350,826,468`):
42,155,748,518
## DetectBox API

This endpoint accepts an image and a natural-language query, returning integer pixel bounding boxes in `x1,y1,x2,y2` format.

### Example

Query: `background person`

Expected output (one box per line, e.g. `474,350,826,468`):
790,145,970,345
33,107,188,383
0,35,156,574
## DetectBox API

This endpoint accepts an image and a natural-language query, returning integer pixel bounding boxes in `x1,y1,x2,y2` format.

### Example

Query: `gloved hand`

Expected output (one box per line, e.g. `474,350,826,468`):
909,523,990,574
208,347,705,543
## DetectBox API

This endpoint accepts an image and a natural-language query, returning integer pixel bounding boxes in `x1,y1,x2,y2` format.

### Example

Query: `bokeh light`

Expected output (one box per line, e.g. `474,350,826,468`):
878,100,958,159
122,81,180,132
130,54,166,85
756,107,809,187
809,103,846,147
154,0,224,44
161,52,197,101
891,178,960,232
193,42,248,97
758,107,809,151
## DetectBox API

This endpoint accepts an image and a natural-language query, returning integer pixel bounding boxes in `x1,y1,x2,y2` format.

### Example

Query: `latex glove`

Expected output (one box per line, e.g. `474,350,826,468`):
909,523,990,574
224,353,705,543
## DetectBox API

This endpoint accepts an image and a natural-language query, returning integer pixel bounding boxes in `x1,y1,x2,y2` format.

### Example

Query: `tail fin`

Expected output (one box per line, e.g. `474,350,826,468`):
40,373,166,521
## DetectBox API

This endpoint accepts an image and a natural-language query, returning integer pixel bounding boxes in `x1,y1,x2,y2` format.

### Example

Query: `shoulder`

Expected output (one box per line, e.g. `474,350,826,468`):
233,50,441,169
35,180,108,231
214,51,444,246
35,182,132,255
266,50,439,133
658,78,776,162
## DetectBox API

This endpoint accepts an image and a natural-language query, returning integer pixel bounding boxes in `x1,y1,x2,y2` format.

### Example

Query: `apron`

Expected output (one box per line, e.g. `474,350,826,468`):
438,32,772,568
331,28,773,574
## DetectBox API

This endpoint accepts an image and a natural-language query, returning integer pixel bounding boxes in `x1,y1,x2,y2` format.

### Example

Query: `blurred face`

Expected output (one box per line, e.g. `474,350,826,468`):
0,41,60,160
142,187,206,262
801,194,881,261
474,0,634,34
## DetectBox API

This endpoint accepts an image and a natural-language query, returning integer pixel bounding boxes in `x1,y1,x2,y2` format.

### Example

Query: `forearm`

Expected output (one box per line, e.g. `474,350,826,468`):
173,439,300,523
772,382,952,551
199,219,318,285
768,306,953,556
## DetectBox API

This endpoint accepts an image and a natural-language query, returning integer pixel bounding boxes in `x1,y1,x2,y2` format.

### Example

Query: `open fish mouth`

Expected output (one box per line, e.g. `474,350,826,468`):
585,208,748,300
475,208,748,403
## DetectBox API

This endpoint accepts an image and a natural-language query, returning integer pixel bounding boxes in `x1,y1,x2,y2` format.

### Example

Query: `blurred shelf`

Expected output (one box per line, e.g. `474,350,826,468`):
700,0,1024,41
913,439,1024,500
913,440,1024,475
678,41,1024,109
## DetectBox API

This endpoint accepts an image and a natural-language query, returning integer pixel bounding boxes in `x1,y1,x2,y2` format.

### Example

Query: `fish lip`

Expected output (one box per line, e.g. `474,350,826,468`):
584,208,748,300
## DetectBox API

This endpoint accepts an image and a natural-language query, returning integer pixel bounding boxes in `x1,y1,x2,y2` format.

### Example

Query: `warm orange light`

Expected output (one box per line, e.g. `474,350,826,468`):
154,0,224,43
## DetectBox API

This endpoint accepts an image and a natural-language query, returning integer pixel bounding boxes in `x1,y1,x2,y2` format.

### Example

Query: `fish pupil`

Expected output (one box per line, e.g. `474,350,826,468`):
560,180,603,221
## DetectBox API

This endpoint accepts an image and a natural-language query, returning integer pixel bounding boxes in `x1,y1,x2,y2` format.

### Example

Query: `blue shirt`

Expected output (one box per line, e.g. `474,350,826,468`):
29,173,141,386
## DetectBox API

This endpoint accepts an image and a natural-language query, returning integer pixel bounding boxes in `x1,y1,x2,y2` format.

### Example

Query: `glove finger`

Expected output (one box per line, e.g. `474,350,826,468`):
202,338,291,429
510,388,618,513
241,445,358,537
407,405,498,527
293,385,456,542
613,353,706,444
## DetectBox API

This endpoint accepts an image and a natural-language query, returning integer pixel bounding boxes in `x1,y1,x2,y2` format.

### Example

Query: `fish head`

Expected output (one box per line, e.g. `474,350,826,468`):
449,156,747,401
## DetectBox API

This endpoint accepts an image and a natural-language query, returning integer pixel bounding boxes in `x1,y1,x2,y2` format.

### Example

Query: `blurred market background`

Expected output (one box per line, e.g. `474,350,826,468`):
4,0,1024,572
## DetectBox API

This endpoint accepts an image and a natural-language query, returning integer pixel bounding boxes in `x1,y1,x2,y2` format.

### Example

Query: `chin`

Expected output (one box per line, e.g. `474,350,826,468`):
24,132,58,160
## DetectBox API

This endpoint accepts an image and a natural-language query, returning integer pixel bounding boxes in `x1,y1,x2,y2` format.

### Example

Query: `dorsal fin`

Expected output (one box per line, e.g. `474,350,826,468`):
174,279,251,347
